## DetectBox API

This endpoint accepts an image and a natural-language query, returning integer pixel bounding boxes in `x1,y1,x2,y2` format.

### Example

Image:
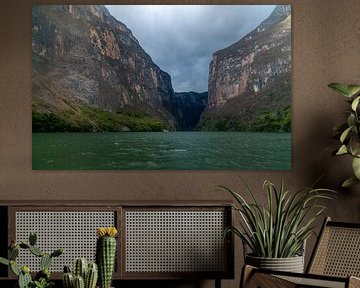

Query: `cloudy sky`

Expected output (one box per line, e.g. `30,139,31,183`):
106,5,275,92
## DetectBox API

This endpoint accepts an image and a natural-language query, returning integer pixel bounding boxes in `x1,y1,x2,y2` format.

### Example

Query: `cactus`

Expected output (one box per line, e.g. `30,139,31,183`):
29,232,37,246
96,227,118,288
64,265,72,273
41,253,52,270
29,245,44,257
19,243,30,249
63,259,98,288
0,232,63,288
63,271,74,288
35,268,50,282
9,246,19,260
74,275,85,288
74,258,88,279
10,260,20,276
18,270,32,288
51,248,64,258
85,263,98,288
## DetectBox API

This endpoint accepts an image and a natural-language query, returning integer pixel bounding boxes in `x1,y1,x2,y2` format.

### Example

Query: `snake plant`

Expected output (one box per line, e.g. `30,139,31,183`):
222,179,335,258
328,83,360,187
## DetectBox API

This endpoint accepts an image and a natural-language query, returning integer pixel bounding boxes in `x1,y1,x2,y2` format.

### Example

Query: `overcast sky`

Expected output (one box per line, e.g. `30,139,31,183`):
106,5,275,92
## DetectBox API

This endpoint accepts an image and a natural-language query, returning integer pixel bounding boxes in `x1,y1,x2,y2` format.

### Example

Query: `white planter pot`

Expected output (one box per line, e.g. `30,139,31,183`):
245,254,305,273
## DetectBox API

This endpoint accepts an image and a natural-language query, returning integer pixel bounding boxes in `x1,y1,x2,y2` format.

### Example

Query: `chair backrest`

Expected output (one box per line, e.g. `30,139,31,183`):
307,217,360,277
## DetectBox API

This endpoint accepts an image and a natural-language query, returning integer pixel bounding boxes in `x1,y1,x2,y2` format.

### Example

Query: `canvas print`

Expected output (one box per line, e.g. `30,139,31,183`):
32,5,291,170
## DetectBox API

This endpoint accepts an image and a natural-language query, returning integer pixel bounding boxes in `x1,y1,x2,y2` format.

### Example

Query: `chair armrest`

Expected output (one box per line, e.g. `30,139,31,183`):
349,276,360,288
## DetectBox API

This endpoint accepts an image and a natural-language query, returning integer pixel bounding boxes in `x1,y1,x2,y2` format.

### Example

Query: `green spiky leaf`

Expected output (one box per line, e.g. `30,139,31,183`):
342,177,360,188
328,83,352,97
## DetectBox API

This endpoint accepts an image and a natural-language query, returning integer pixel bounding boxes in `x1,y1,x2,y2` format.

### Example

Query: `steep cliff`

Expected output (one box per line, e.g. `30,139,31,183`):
32,5,175,132
199,5,291,131
171,92,208,131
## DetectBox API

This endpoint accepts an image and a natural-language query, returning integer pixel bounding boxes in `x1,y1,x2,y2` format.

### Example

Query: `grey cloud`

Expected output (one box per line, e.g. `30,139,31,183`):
106,5,275,92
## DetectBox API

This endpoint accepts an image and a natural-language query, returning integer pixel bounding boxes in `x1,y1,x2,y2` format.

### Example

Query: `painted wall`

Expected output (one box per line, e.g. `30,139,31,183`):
0,0,360,287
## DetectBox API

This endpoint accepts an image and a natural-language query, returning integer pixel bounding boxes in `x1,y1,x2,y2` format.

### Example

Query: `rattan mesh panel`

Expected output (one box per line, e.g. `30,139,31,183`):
277,275,345,288
309,226,360,277
125,210,227,273
15,211,115,272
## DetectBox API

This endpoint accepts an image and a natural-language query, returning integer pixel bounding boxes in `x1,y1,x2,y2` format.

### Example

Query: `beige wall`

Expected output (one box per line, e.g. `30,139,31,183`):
1,0,360,287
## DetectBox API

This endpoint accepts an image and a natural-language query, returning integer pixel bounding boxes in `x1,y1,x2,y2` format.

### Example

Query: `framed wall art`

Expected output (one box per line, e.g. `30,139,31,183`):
32,4,291,170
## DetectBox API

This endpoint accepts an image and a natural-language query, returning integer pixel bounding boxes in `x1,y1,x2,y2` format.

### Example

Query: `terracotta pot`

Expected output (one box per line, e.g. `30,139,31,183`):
245,254,304,273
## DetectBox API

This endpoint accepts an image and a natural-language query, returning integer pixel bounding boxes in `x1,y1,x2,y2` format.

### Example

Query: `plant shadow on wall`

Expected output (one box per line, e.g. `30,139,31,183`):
220,178,335,273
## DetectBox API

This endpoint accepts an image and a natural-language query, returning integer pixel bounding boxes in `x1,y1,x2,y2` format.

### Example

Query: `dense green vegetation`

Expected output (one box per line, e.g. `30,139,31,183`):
250,106,291,132
198,106,291,132
32,104,169,132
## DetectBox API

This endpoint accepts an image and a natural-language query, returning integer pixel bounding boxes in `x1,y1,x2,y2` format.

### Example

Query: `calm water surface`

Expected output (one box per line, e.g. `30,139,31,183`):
32,132,291,170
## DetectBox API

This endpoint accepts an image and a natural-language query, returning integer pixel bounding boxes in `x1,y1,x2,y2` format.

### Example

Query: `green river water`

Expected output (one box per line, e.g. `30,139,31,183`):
32,132,291,170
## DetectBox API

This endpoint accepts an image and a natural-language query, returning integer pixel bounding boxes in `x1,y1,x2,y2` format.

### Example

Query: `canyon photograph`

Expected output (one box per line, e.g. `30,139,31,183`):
32,5,291,170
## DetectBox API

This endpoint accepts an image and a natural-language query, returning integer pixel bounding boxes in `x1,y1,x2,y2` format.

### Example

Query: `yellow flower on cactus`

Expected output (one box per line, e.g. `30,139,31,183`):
97,227,118,238
21,265,30,273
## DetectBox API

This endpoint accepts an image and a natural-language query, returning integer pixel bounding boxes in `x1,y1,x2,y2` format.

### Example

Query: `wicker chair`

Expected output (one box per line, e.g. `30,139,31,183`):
241,217,360,288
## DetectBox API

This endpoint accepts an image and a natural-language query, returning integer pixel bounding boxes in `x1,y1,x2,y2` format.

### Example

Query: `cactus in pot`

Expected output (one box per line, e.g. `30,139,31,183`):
96,227,118,288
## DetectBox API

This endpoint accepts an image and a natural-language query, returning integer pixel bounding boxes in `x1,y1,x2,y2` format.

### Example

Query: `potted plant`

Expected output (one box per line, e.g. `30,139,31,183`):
328,82,360,187
222,179,334,273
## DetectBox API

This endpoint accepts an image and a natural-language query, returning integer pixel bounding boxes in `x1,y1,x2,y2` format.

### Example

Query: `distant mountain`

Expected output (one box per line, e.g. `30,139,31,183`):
32,5,290,133
32,5,175,132
171,92,208,131
198,5,291,132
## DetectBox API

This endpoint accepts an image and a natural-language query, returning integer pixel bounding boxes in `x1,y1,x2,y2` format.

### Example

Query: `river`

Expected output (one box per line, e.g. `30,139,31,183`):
32,132,291,170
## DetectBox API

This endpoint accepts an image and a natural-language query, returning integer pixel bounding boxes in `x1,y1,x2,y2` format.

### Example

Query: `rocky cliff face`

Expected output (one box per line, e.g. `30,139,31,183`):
200,5,291,130
32,5,175,130
171,92,208,131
